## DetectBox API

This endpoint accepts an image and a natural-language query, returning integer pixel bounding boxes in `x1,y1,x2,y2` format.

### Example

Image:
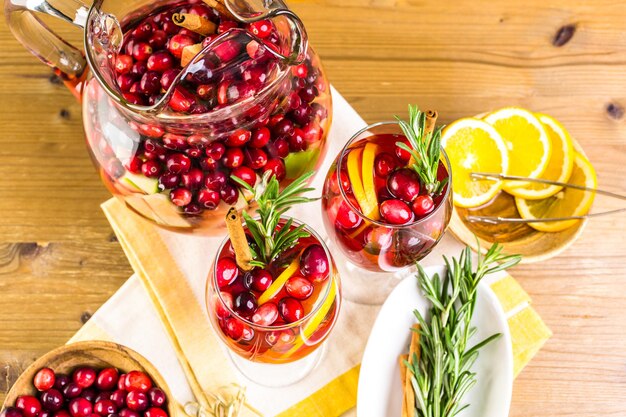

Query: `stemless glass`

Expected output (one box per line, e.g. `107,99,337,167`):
206,218,341,387
321,121,453,273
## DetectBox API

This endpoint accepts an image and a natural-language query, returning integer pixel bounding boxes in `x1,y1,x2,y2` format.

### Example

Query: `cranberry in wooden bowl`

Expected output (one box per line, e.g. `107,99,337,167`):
1,342,174,417
6,0,332,235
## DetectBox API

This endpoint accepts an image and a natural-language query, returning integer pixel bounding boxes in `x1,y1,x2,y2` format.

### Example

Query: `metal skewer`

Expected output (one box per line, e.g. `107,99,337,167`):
466,172,626,224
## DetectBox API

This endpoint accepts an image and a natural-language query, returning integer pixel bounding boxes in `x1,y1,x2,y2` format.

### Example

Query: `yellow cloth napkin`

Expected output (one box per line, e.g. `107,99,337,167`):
68,89,551,416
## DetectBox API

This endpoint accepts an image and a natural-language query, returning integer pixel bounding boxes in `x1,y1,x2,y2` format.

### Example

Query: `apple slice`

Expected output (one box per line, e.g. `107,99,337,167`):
121,172,159,194
347,148,379,220
361,142,379,213
258,256,300,305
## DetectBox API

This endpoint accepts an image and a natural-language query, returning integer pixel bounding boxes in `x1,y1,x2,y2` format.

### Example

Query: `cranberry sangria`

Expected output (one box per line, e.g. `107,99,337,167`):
6,0,331,234
321,106,453,272
206,172,340,385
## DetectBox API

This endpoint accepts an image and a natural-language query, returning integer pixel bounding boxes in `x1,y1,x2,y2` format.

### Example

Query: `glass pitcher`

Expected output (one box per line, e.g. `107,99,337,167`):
5,0,332,235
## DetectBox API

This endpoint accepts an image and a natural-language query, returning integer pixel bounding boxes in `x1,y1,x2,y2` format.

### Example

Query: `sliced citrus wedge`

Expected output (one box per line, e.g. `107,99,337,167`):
257,256,300,305
506,113,574,200
362,142,379,213
441,118,509,208
347,147,379,219
484,107,551,190
515,152,597,232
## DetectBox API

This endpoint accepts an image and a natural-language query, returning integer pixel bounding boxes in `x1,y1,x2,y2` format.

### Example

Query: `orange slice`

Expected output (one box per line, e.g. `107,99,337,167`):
257,257,300,305
362,142,379,213
347,148,379,219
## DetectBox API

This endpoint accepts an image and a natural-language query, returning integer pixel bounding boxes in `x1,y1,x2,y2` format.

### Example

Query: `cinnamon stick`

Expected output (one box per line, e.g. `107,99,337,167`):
398,354,410,417
404,324,420,415
202,0,234,19
225,207,254,271
408,110,438,166
180,43,203,67
173,12,217,36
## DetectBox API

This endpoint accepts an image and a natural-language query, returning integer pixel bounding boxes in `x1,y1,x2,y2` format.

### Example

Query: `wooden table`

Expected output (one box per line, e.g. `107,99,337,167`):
1,0,624,415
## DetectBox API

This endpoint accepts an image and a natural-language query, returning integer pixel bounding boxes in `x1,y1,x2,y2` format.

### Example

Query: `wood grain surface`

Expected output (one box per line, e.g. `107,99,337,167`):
0,0,625,415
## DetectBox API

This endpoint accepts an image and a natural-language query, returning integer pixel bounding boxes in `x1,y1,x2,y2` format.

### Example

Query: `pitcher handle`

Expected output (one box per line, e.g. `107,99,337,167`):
5,0,89,79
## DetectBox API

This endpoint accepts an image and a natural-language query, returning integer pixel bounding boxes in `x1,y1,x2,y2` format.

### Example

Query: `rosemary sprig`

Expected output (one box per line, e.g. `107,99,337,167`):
395,105,447,195
407,242,521,417
231,171,318,268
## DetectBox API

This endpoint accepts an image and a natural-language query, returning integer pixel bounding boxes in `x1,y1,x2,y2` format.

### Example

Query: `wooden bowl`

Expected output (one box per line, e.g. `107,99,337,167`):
449,123,588,263
1,341,176,416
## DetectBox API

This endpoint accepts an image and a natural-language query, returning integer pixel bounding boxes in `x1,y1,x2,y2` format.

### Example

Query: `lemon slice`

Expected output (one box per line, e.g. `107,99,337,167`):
506,114,575,200
441,118,509,208
484,107,551,190
515,152,597,232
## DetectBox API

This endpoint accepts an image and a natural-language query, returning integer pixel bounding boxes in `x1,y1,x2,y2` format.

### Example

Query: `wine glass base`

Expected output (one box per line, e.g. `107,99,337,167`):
227,344,326,388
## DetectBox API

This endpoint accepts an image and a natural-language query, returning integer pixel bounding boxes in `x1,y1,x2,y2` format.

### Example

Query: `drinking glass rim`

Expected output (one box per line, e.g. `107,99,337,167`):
335,120,453,228
209,216,338,331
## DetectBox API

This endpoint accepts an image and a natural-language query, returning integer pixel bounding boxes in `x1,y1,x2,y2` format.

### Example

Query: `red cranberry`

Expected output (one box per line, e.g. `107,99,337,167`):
181,168,204,190
73,367,96,389
16,396,41,417
299,85,318,103
177,28,201,42
144,409,167,417
395,139,412,163
109,391,126,409
96,368,119,391
140,71,161,94
69,398,92,417
196,84,215,100
242,65,267,87
285,276,314,300
34,368,56,391
115,55,134,74
162,134,187,150
125,392,147,412
224,318,244,340
251,302,278,326
160,69,180,90
183,203,203,215
4,408,23,417
132,42,153,61
141,160,162,178
94,392,111,404
205,141,226,160
412,195,435,217
248,19,272,38
265,329,296,346
288,128,307,151
245,148,268,169
125,157,143,174
329,170,351,194
199,157,217,171
168,86,196,112
118,409,139,417
53,374,70,390
222,147,244,168
80,388,96,402
216,291,233,319
290,104,312,125
196,188,220,209
226,129,251,147
335,199,361,229
375,152,399,177
300,244,330,283
273,119,294,137
387,168,421,202
117,375,126,391
234,291,258,317
269,138,289,158
212,39,241,62
63,383,82,399
148,30,168,49
231,166,256,188
291,63,308,78
302,122,322,144
262,159,286,181
166,153,191,174
363,226,394,253
218,20,239,33
170,187,192,206
158,173,180,190
132,21,153,40
147,51,173,72
123,93,144,105
116,74,135,92
129,61,147,78
54,411,70,417
167,34,194,58
125,371,153,393
278,298,304,323
204,171,227,191
147,388,166,408
94,401,116,416
244,269,273,292
185,148,203,159
216,257,238,288
41,390,63,411
311,102,328,120
220,183,239,204
380,199,414,225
